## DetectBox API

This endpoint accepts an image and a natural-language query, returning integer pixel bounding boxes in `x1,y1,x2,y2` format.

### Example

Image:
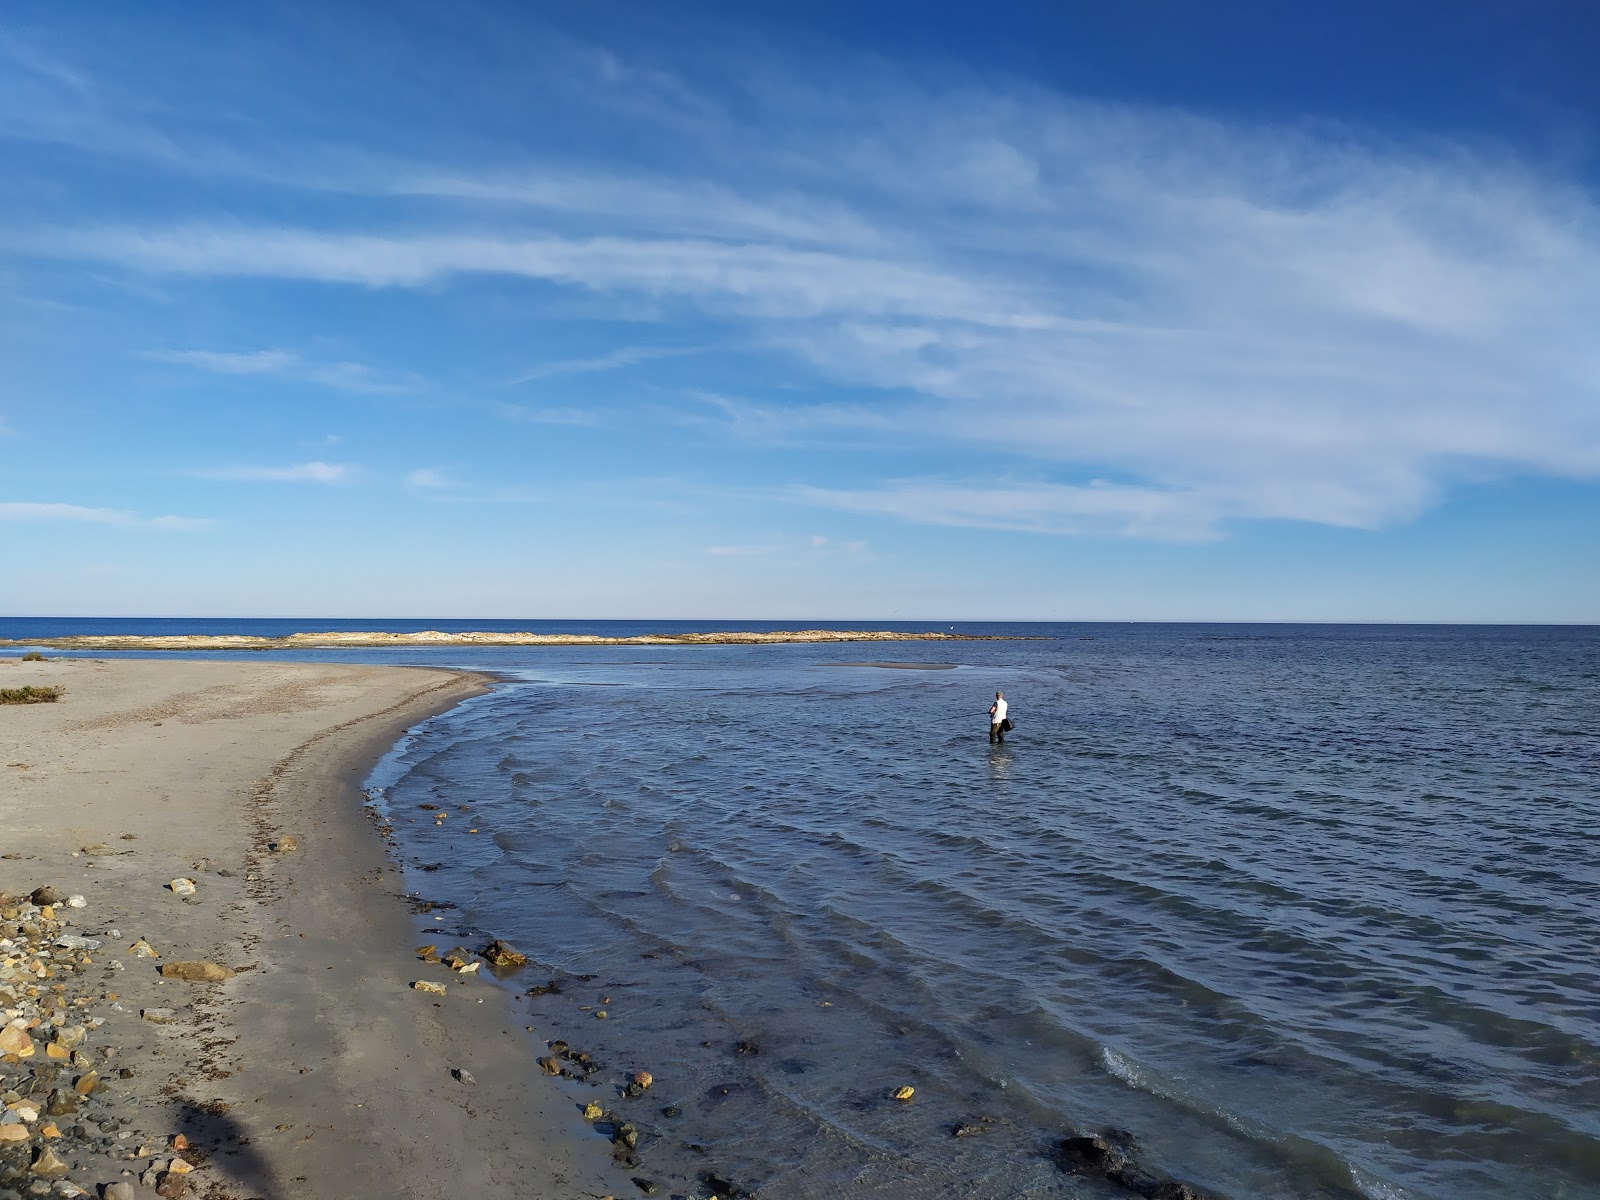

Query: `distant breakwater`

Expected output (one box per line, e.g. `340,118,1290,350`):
0,629,1029,651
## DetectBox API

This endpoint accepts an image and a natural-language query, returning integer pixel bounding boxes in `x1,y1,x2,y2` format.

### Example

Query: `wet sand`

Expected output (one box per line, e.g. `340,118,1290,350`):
0,657,614,1199
0,630,1016,652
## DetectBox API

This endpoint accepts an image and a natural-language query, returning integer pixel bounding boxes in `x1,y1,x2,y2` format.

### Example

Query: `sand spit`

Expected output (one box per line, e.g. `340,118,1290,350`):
0,658,615,1200
0,629,1020,653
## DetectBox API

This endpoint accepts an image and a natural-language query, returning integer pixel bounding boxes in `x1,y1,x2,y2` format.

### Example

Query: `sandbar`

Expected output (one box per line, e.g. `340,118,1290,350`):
0,657,614,1199
0,629,1022,652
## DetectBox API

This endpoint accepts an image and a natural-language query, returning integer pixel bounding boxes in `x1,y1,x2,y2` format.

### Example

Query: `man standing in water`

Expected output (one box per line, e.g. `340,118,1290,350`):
988,690,1009,744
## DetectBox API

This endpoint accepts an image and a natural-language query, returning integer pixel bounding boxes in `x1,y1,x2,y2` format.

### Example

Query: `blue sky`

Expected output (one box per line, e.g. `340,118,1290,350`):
3,1,1597,621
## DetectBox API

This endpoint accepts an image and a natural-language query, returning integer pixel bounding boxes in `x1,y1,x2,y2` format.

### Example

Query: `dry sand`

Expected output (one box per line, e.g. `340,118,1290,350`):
1,657,616,1200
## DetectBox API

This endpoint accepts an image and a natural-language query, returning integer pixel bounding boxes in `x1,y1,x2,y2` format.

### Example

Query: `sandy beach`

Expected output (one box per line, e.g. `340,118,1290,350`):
0,657,615,1200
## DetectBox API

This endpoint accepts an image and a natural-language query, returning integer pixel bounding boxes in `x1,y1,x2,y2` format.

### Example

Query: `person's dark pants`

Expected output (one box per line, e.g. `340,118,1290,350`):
990,722,1004,743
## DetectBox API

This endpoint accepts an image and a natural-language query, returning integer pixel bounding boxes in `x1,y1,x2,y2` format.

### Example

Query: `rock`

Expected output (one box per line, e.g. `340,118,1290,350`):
537,1057,561,1076
0,1027,33,1057
0,1125,27,1143
166,879,196,895
631,1070,653,1090
594,1009,608,1020
43,1091,76,1118
66,896,86,909
952,1121,990,1137
53,936,100,952
38,1124,59,1140
29,1146,68,1176
127,941,158,959
267,836,298,853
158,962,232,982
28,888,62,908
660,1106,681,1118
53,1028,86,1052
411,981,447,996
1057,1133,1129,1177
139,1009,177,1024
1150,1184,1205,1200
734,1040,760,1056
103,1184,136,1200
891,1086,915,1101
72,1072,98,1096
155,1175,188,1200
165,1159,192,1175
613,1124,638,1150
451,1068,475,1085
631,1178,657,1196
170,1134,188,1151
582,1102,602,1121
479,940,527,969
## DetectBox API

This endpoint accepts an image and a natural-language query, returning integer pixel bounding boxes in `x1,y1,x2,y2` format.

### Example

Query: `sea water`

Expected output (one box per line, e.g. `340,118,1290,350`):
7,621,1597,1198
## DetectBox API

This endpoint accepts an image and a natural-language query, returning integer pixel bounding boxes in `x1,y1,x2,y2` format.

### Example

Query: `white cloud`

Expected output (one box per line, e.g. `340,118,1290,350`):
145,348,298,374
497,403,603,427
0,502,213,529
507,344,694,385
405,468,460,490
196,461,353,484
146,347,414,393
19,48,1600,538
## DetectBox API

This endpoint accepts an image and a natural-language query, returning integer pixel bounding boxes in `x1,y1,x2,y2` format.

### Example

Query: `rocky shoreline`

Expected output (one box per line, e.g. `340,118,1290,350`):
0,630,1022,653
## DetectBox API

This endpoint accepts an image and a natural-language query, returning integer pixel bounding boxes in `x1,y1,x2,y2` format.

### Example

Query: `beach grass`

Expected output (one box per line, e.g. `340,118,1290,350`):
0,684,64,703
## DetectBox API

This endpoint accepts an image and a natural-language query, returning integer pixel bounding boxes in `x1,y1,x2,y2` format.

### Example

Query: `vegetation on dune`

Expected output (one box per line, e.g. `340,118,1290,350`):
0,684,64,704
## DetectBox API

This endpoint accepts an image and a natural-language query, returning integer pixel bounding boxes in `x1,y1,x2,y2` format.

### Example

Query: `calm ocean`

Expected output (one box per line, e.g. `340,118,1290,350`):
6,620,1597,1199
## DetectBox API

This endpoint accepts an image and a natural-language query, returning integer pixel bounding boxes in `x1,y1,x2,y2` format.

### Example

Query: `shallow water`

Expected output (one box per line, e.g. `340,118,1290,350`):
7,620,1597,1197
352,625,1600,1200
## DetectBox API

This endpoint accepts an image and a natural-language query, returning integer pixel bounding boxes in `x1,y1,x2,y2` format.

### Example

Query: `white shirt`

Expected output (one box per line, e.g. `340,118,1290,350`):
990,696,1008,723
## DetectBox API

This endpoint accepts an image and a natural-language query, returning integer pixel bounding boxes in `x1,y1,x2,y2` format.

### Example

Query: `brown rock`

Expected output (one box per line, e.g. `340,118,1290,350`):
30,1144,69,1176
0,1125,29,1143
29,886,63,907
268,836,298,853
480,939,527,969
73,1070,99,1095
156,1172,189,1199
0,1025,34,1056
159,961,234,982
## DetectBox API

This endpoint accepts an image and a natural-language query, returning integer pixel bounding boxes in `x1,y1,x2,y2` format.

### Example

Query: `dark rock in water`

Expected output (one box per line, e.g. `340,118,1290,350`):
612,1123,639,1150
547,1041,569,1056
613,1149,640,1169
630,1179,657,1197
660,1106,681,1118
1058,1133,1129,1177
701,1172,741,1199
734,1040,760,1056
623,1081,645,1098
1056,1133,1218,1199
526,980,562,997
952,1121,989,1138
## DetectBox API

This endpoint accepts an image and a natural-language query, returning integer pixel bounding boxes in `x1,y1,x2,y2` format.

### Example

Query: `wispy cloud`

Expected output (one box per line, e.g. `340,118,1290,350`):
704,544,776,556
145,348,415,394
17,42,1600,539
507,344,694,385
497,403,604,427
0,502,213,530
195,461,354,484
404,467,462,490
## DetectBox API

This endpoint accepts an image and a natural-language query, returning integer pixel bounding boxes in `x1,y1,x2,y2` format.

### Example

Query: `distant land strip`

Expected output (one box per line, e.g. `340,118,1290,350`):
1,629,1033,651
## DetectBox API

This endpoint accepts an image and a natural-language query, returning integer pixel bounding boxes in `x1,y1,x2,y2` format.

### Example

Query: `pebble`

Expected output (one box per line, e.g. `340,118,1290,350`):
165,880,195,896
451,1068,475,1085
